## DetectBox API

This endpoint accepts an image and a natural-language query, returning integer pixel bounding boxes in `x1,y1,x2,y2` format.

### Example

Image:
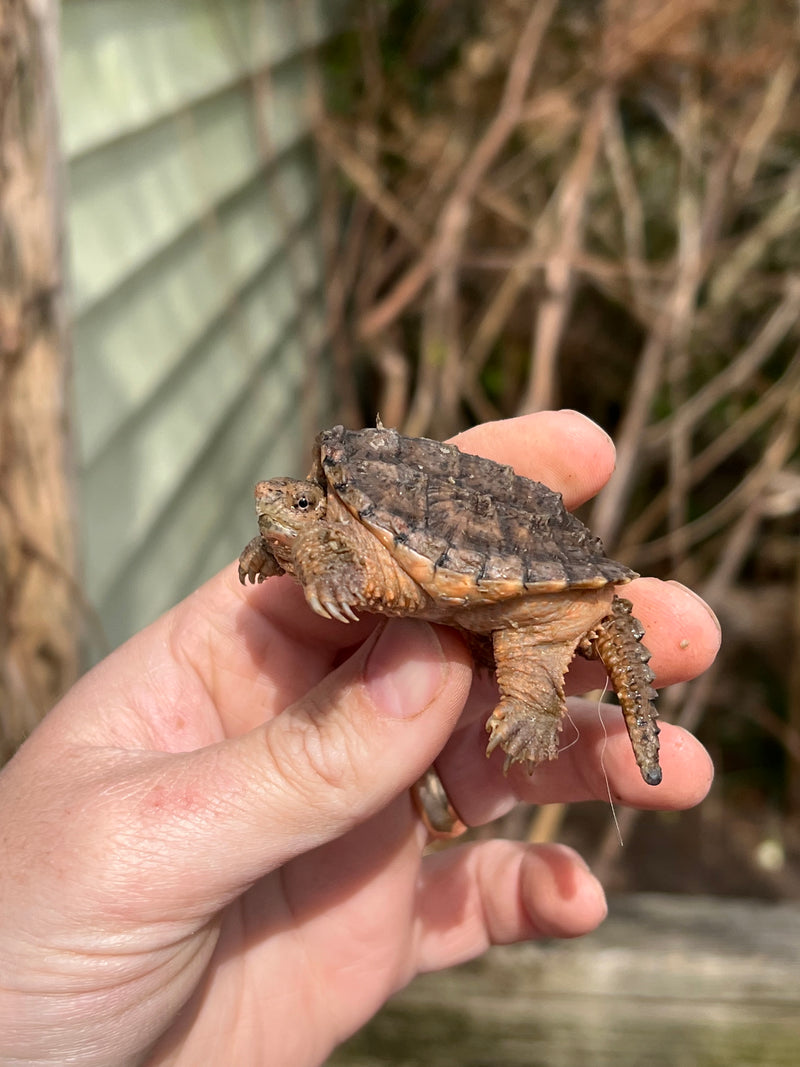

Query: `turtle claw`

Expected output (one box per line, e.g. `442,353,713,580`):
306,589,359,624
485,700,560,776
325,599,358,624
238,536,282,584
307,591,331,619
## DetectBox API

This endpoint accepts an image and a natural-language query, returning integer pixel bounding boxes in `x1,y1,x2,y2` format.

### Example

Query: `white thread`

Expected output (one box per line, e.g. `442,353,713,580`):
557,706,581,756
596,681,624,847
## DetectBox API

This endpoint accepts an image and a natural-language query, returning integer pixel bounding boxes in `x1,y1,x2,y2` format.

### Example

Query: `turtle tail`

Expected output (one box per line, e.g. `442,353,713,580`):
588,595,661,786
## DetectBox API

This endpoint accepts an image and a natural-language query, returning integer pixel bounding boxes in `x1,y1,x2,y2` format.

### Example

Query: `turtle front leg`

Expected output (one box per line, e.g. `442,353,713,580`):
581,595,661,786
486,627,580,775
238,536,283,584
292,522,430,624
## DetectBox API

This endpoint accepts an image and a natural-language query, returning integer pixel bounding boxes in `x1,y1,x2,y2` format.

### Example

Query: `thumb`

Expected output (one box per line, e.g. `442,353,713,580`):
151,619,472,903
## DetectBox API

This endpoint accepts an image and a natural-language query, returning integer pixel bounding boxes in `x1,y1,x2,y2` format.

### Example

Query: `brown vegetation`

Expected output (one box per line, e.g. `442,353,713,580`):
0,1,79,762
318,0,800,895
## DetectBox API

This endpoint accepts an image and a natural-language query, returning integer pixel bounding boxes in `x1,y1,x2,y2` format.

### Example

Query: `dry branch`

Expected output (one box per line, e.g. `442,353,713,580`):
0,0,79,761
317,0,800,887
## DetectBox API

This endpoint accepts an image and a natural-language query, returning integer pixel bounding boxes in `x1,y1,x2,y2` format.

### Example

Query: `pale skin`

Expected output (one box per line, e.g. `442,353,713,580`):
0,411,720,1067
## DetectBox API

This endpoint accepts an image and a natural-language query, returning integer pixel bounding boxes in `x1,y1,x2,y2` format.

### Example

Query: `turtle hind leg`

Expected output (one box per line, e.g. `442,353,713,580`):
486,628,579,775
584,595,661,786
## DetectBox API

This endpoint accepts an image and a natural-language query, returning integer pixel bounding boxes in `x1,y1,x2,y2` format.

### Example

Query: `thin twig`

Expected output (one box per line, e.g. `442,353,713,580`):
406,0,559,436
733,56,798,193
667,75,704,568
589,324,670,547
621,352,800,548
519,86,613,413
316,120,427,249
602,99,648,318
708,175,800,309
646,278,800,451
633,393,800,567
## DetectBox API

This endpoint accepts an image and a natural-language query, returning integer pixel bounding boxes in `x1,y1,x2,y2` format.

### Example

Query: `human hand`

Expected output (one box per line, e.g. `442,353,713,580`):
0,411,720,1067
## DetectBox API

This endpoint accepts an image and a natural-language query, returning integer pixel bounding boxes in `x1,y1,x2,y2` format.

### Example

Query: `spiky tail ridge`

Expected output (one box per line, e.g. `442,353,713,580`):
587,595,662,786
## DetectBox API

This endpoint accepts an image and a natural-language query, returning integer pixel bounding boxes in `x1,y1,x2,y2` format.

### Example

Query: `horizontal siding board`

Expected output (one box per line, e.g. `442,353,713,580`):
82,238,325,609
74,143,320,464
68,58,317,312
77,212,322,486
95,337,313,647
63,0,346,650
62,0,346,157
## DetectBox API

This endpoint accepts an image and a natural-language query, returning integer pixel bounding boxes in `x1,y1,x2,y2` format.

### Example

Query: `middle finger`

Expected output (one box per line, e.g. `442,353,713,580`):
435,699,714,828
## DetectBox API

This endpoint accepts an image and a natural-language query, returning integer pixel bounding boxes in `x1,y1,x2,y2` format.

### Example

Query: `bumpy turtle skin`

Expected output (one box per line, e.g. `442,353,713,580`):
485,628,572,775
584,595,661,785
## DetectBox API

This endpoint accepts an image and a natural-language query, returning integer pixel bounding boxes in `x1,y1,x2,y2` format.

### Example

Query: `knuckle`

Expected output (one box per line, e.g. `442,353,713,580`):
262,690,364,806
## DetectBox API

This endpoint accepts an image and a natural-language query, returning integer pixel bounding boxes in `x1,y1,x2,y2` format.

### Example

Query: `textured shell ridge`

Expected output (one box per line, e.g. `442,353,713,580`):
317,426,635,593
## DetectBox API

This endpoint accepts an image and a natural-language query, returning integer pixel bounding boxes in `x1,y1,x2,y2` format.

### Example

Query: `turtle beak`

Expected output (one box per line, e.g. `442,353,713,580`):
254,479,299,539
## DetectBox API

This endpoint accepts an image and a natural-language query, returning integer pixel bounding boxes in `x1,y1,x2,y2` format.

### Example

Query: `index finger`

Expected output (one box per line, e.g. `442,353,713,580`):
451,409,616,508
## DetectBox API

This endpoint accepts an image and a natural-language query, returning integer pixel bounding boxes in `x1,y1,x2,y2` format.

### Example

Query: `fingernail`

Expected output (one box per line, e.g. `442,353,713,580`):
667,580,722,637
558,409,614,446
365,620,447,719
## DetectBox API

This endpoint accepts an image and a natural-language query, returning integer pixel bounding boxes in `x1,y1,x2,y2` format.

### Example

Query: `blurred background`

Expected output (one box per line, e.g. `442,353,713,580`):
2,1,799,1063
314,0,800,903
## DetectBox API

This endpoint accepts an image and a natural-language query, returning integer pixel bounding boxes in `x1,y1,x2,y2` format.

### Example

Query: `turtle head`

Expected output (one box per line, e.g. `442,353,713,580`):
254,478,327,549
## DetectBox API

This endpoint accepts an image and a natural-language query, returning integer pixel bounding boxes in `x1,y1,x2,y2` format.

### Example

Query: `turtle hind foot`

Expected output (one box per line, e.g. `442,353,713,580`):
485,699,562,776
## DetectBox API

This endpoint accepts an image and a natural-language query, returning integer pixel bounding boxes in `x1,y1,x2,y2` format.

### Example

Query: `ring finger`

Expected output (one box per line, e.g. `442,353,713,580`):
431,698,714,829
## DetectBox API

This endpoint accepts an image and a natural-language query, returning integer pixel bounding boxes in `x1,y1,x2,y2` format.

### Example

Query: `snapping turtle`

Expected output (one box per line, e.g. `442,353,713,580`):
239,425,661,785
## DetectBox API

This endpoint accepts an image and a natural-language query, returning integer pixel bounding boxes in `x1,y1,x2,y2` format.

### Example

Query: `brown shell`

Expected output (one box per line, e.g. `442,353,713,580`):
316,426,636,602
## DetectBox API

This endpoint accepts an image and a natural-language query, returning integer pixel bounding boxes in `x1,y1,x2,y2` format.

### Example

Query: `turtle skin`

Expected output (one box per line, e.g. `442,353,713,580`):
238,425,661,785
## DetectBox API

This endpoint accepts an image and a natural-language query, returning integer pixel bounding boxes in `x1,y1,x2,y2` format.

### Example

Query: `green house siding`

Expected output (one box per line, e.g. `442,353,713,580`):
62,0,345,650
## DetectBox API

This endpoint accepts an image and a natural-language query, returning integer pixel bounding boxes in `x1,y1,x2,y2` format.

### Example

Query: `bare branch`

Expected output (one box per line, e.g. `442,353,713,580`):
407,0,559,436
648,278,800,450
519,86,613,413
